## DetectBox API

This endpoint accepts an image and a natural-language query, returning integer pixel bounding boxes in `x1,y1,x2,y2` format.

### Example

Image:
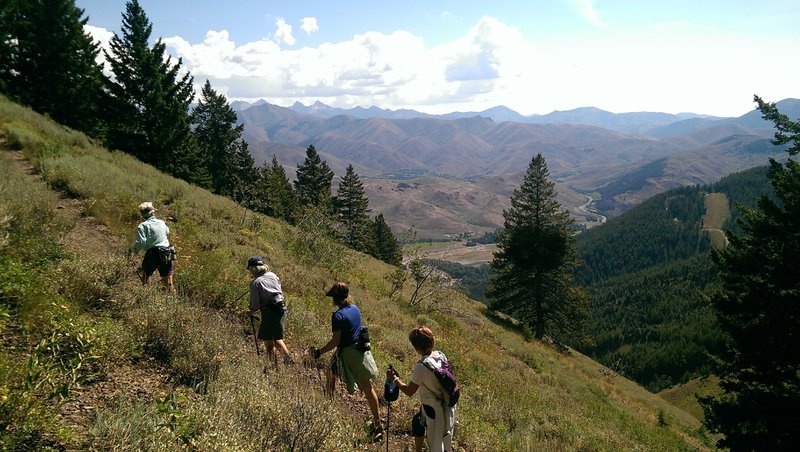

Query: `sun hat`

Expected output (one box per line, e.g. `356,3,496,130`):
138,202,156,215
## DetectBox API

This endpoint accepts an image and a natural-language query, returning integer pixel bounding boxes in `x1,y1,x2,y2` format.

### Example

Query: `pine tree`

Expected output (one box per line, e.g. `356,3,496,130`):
487,153,588,341
104,0,202,183
230,140,259,209
0,1,17,93
335,164,371,252
294,144,334,209
259,155,297,223
191,80,248,195
700,96,800,450
0,0,106,137
370,213,401,265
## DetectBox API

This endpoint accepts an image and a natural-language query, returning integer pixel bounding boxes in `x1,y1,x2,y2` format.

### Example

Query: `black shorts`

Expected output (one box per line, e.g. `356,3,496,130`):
142,247,174,277
412,408,426,437
258,308,286,341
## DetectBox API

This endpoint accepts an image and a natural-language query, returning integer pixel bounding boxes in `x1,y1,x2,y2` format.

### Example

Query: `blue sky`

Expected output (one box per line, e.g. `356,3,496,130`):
77,0,800,117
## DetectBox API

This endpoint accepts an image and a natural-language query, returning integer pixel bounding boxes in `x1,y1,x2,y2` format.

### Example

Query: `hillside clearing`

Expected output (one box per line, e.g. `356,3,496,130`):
702,193,730,249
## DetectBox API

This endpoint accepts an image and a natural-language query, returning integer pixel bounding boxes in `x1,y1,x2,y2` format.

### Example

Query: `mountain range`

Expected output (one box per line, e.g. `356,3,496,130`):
234,98,798,238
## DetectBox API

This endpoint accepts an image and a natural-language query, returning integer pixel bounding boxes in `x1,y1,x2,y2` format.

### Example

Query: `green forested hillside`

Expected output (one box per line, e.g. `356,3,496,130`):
574,166,774,391
0,98,712,450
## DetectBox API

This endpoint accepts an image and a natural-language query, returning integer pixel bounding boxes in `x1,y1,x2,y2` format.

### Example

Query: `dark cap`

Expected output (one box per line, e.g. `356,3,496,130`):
325,282,349,299
247,256,264,268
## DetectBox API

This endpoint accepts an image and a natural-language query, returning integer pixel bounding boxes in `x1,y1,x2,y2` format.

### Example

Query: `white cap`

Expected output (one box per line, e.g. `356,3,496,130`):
138,202,156,214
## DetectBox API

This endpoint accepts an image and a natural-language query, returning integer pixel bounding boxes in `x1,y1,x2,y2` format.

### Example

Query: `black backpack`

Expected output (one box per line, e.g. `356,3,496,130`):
422,356,460,407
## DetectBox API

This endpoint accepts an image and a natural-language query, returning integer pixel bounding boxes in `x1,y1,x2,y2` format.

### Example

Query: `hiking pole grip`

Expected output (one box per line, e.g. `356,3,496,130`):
249,315,260,356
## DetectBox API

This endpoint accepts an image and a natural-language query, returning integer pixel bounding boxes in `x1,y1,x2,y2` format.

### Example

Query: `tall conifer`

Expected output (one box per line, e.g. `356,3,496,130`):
0,0,106,137
260,155,297,223
191,80,248,195
700,96,800,450
335,164,371,252
104,0,201,183
370,213,401,265
488,153,588,341
294,144,334,208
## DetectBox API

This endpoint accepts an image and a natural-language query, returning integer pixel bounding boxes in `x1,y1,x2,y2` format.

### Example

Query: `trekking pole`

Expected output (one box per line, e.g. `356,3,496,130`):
384,365,400,451
386,401,391,452
235,290,248,302
249,315,261,356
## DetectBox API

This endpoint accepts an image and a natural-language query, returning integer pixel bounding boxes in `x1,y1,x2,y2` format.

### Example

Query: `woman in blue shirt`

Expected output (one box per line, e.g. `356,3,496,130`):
310,282,382,434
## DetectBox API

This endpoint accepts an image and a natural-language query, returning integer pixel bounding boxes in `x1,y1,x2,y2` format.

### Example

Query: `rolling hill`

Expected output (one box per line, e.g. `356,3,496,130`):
573,166,775,392
0,96,714,450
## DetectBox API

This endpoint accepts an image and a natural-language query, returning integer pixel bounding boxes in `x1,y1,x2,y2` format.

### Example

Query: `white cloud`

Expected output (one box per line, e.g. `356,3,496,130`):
274,18,295,46
300,17,318,35
84,24,114,68
128,15,795,117
568,0,608,29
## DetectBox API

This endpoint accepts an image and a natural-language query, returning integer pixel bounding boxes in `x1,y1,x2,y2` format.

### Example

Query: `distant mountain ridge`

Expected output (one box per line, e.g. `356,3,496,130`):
235,97,798,237
232,98,766,134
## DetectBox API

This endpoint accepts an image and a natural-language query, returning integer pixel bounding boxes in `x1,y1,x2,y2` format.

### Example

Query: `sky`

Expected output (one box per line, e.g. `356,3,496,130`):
76,0,800,117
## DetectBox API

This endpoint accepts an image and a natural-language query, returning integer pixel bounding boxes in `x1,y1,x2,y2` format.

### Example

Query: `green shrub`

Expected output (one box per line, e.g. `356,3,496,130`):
57,254,128,310
129,291,238,390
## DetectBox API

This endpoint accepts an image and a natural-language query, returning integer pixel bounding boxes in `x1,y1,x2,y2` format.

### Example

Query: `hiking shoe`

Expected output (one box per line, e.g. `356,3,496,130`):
368,422,384,435
283,355,295,366
369,423,384,442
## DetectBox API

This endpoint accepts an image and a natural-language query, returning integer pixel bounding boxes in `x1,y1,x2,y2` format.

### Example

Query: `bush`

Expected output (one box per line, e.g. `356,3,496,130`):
129,291,238,390
57,254,128,311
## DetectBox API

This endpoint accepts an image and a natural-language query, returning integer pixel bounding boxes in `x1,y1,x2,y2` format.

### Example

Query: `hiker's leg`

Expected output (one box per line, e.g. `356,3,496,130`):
265,340,278,367
414,436,424,452
161,275,175,293
357,378,381,425
275,339,290,356
324,367,336,397
412,409,426,452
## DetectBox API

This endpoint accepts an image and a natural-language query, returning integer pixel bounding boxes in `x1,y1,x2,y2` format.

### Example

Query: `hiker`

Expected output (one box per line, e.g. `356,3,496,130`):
247,256,292,367
387,326,457,452
130,202,175,293
309,282,382,434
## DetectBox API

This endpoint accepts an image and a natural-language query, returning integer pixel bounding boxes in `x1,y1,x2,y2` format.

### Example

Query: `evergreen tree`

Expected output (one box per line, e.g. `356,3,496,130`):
487,153,588,341
0,1,17,93
259,155,297,223
191,80,247,195
335,164,371,252
294,144,334,208
104,0,203,183
370,213,401,265
700,96,800,450
230,140,259,209
0,0,106,137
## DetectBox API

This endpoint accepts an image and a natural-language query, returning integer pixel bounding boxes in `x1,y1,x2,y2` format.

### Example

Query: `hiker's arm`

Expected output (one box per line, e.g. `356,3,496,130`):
131,224,147,253
248,283,260,314
393,378,419,396
315,330,341,357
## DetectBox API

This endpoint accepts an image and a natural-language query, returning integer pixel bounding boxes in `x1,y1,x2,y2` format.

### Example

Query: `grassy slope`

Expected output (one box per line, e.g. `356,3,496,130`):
1,97,714,450
701,193,730,249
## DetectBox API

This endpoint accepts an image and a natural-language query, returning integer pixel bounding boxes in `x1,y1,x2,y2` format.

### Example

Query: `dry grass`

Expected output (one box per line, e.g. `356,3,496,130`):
1,96,717,451
702,193,730,249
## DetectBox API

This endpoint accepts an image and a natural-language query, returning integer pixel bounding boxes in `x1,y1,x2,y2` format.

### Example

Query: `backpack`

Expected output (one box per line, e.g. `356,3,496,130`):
422,355,460,407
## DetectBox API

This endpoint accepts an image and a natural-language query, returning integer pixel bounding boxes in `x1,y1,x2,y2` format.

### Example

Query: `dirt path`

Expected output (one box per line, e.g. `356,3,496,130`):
4,148,173,450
